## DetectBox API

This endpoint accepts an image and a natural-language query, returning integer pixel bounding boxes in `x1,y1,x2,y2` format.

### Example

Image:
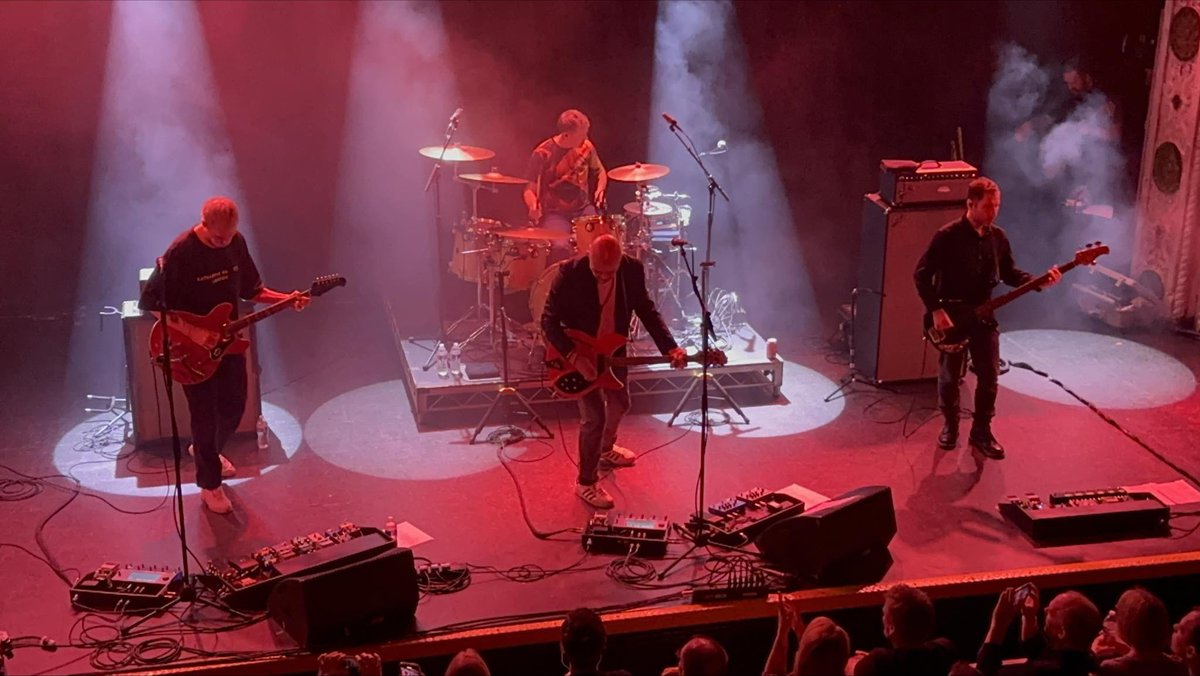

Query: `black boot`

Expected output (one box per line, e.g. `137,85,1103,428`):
969,424,1005,459
937,410,959,450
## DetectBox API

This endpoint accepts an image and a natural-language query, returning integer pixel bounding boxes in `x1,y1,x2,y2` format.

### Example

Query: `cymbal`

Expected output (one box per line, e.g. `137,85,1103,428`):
457,171,527,186
418,144,496,162
499,227,570,241
623,201,673,217
607,162,670,183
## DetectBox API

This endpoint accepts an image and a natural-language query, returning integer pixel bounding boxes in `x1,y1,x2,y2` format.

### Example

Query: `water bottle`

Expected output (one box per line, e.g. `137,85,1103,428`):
256,415,269,450
448,342,463,377
435,343,450,378
384,515,397,540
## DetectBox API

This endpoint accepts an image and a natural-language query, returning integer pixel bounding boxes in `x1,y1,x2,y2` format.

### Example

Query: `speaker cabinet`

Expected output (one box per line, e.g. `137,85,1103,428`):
121,300,261,448
854,195,960,382
267,547,419,648
755,486,897,581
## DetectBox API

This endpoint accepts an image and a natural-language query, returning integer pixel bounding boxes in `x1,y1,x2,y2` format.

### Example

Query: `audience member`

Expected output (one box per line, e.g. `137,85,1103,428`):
445,648,490,676
561,608,631,676
1098,589,1186,676
977,586,1101,676
1173,609,1200,676
661,635,728,676
762,601,849,676
850,584,956,676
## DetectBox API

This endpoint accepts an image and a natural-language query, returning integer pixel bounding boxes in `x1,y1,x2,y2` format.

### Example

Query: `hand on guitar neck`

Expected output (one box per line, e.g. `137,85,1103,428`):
550,330,721,398
931,265,1063,333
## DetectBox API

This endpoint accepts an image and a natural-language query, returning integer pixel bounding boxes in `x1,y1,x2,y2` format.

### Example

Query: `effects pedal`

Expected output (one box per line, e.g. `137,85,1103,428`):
583,512,670,558
71,563,180,612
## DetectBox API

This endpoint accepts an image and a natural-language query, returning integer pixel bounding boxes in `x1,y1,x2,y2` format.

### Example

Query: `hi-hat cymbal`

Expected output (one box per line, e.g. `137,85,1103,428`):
499,228,570,241
623,201,673,217
457,171,527,186
608,162,670,183
418,144,496,162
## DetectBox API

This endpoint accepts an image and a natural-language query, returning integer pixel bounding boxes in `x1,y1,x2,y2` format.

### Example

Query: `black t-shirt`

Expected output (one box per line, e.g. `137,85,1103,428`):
140,227,263,318
913,217,1033,312
854,638,958,676
527,137,602,215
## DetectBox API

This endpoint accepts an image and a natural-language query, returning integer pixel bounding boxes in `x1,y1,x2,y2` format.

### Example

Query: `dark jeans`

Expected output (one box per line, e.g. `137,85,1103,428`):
577,370,630,486
937,323,1000,431
182,354,247,490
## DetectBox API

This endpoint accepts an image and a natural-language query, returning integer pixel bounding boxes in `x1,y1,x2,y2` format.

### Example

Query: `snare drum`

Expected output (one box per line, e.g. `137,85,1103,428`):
570,214,627,254
495,234,550,293
449,218,505,283
528,261,566,327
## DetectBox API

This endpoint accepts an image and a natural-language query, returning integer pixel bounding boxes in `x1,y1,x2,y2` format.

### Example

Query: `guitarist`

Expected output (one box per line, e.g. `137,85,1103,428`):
913,178,1061,460
140,197,308,514
541,234,688,508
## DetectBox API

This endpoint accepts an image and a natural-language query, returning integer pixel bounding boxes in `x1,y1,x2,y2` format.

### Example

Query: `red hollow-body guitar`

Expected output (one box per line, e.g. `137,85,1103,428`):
545,328,726,398
149,274,345,385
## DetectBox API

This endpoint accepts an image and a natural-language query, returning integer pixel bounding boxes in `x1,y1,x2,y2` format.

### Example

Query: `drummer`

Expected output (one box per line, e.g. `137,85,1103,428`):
523,109,607,259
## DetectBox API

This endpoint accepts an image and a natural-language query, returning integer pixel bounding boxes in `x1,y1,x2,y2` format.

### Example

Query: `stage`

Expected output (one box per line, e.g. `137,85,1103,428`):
4,304,1200,675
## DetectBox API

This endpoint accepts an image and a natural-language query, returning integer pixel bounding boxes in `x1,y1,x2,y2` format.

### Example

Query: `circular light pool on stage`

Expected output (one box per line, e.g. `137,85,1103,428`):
304,380,534,481
52,402,302,498
1000,329,1194,409
651,357,845,438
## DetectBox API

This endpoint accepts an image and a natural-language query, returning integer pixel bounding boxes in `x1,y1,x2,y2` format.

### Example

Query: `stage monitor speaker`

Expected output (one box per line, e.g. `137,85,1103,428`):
267,547,419,649
121,300,261,448
854,195,960,383
755,485,897,581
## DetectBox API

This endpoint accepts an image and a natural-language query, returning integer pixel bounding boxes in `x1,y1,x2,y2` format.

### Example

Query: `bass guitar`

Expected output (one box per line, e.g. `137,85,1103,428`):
924,243,1108,353
545,328,727,398
149,274,346,385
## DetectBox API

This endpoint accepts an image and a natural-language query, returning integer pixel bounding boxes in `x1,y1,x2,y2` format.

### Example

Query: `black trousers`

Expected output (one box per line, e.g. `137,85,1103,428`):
182,354,247,490
937,323,1000,429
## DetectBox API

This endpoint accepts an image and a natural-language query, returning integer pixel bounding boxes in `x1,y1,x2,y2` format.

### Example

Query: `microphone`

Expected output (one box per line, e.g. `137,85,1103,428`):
449,107,463,126
661,112,678,129
670,237,689,247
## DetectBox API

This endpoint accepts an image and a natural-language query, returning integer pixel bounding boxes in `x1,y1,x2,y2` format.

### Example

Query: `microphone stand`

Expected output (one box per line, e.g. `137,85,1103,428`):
655,119,739,581
422,111,462,371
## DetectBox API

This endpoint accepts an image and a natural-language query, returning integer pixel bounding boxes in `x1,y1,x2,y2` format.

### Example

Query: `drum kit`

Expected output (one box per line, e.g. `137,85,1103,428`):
419,145,697,363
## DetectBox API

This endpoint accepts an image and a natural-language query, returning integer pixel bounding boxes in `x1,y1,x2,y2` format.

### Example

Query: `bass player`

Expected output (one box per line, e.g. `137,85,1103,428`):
913,177,1060,460
541,234,688,508
140,196,308,514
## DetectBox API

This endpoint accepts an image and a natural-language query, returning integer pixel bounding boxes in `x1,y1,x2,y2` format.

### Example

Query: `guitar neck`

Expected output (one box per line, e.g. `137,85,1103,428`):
226,293,302,333
980,259,1079,315
611,356,672,367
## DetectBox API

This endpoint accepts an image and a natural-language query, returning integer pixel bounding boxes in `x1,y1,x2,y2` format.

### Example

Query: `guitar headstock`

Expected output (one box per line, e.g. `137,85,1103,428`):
1074,242,1110,266
309,274,348,297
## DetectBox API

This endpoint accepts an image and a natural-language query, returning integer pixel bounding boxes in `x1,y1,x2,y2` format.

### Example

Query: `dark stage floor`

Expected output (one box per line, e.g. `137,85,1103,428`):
3,302,1200,675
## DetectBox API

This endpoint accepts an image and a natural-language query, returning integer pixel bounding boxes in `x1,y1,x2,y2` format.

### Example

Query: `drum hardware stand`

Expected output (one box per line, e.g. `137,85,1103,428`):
470,267,553,444
422,109,465,371
823,287,895,400
655,115,739,582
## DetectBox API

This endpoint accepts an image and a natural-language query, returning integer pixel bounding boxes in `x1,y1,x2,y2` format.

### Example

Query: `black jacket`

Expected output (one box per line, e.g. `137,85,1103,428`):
913,217,1033,313
540,254,677,359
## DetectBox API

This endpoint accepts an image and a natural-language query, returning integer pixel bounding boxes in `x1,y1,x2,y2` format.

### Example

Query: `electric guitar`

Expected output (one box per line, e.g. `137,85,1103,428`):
924,243,1108,353
149,274,346,385
545,328,727,398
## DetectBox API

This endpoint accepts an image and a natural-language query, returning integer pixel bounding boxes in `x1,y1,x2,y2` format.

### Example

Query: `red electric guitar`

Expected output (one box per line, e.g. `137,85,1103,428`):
545,328,727,399
149,274,346,385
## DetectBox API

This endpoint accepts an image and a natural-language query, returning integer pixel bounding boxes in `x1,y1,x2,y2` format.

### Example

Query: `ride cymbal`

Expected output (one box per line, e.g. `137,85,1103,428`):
418,144,496,162
607,162,670,182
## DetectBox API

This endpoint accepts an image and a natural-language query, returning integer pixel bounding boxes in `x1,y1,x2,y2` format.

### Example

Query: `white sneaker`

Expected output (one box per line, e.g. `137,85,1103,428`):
188,444,236,478
600,445,636,468
576,483,615,509
200,486,233,514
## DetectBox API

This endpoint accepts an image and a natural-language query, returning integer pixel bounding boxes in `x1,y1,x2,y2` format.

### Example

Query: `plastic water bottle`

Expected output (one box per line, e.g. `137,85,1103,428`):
384,515,397,540
256,415,269,450
448,342,463,377
435,343,450,378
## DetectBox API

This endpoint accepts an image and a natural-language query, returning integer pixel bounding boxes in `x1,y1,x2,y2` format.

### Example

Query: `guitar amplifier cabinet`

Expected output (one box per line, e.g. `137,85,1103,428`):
853,195,957,382
122,299,261,449
879,159,977,206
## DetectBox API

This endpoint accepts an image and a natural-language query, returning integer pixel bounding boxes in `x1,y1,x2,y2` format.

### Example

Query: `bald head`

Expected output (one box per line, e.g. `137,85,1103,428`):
588,234,622,281
678,636,727,676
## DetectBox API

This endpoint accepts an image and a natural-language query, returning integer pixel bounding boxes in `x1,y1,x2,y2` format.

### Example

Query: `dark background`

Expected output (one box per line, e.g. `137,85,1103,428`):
0,0,1160,335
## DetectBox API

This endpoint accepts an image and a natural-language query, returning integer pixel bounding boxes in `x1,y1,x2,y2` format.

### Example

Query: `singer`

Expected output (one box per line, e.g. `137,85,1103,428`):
139,197,309,514
523,109,607,257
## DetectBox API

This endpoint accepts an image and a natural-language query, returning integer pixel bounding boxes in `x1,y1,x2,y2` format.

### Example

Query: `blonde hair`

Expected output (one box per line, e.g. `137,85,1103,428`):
557,109,590,133
201,196,239,226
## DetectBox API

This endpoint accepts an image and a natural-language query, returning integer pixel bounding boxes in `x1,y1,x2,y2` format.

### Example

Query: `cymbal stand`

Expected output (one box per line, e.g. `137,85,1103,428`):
422,112,464,371
436,180,501,345
470,267,552,444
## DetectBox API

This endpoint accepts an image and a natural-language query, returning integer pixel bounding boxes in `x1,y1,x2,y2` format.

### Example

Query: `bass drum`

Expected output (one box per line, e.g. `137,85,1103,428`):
528,260,566,328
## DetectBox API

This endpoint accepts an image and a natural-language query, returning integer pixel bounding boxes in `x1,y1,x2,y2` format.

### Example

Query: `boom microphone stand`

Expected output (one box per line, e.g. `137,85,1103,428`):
422,108,464,371
656,113,735,580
